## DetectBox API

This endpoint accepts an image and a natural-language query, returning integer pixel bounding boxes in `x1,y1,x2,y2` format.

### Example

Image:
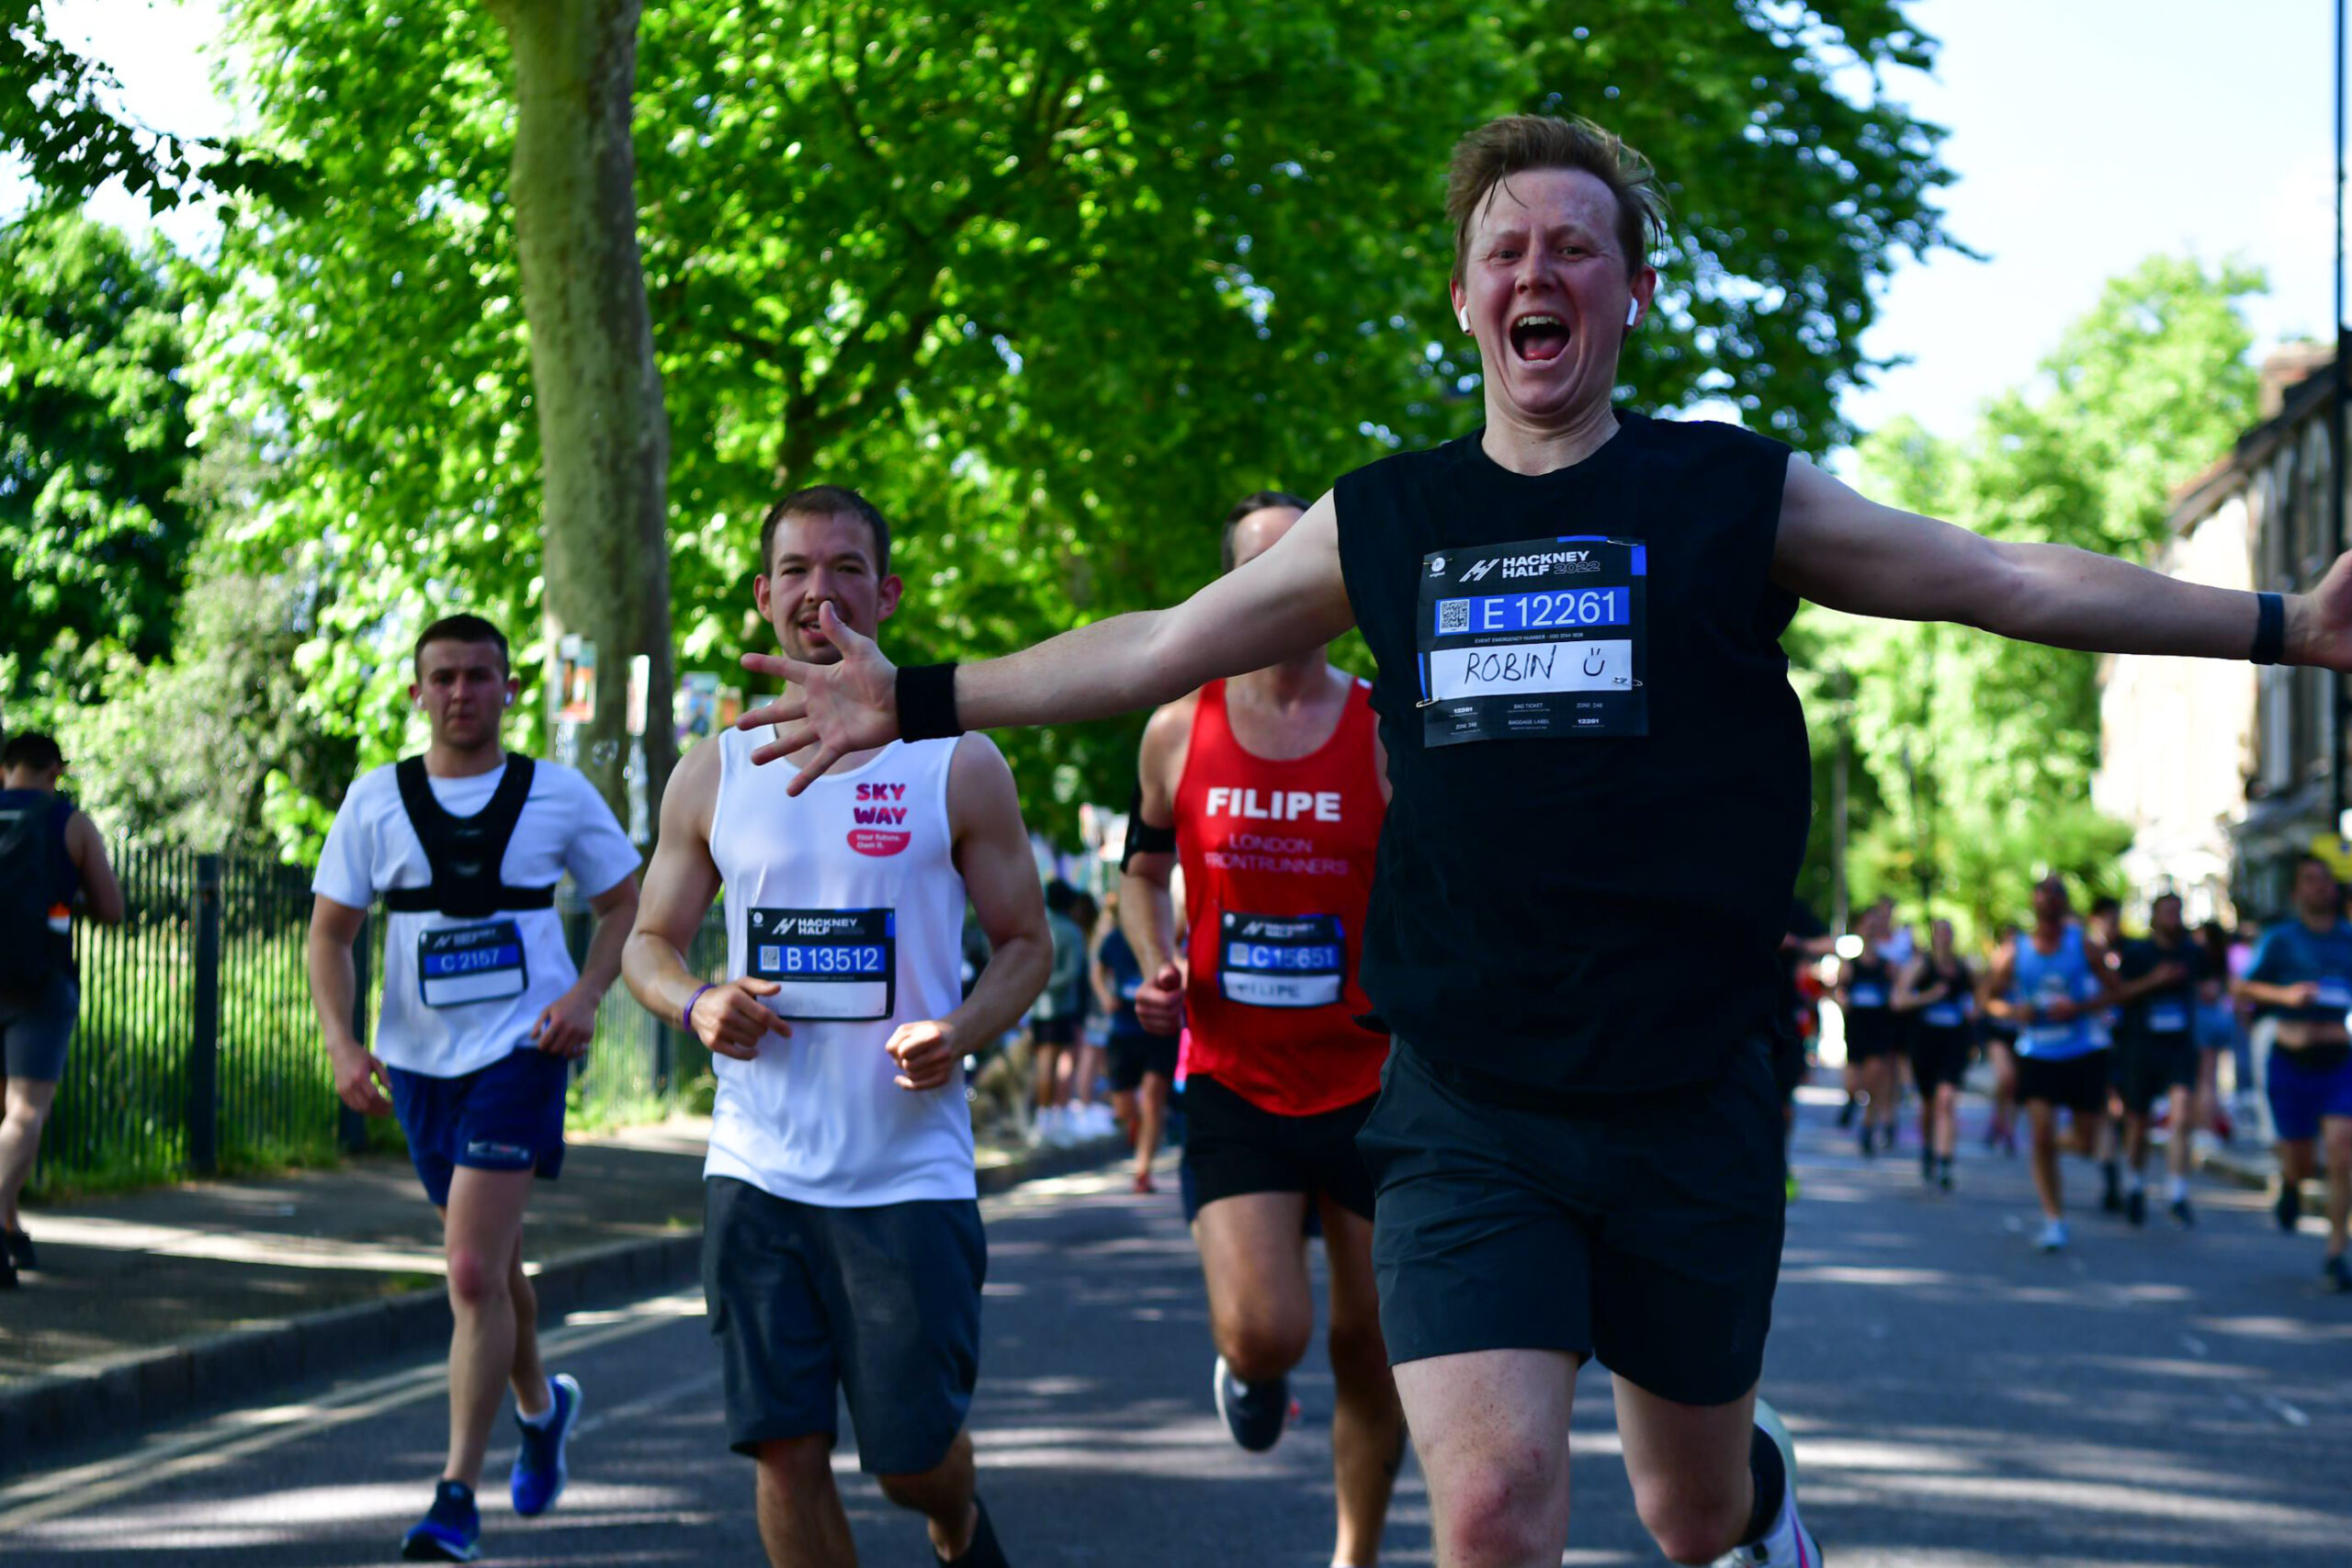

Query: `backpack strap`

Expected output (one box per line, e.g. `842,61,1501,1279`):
383,755,560,918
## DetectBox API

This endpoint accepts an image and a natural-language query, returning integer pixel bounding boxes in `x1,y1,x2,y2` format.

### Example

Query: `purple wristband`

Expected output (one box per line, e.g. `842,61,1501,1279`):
684,982,718,1034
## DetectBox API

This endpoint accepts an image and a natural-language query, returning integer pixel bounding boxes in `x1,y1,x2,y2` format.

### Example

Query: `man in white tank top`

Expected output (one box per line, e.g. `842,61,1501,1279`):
624,487,1050,1568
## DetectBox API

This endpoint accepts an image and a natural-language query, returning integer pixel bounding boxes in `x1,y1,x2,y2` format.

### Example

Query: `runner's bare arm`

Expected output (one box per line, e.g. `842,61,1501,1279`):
534,873,640,1057
936,734,1053,1056
306,892,390,1115
1981,942,2025,1023
1891,955,1931,1012
622,743,786,1058
1774,457,2352,666
1118,699,1193,977
736,492,1355,792
63,809,124,925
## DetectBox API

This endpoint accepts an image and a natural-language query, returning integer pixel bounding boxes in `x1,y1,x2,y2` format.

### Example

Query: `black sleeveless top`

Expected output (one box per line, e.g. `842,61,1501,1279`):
1332,412,1807,1096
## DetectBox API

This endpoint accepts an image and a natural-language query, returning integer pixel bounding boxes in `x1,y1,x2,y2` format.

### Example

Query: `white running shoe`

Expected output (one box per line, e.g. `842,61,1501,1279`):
1712,1397,1822,1566
2034,1217,2069,1252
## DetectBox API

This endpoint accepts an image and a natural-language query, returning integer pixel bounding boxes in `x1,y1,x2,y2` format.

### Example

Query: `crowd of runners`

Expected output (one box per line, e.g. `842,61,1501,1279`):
1803,879,2352,1286
7,108,2352,1568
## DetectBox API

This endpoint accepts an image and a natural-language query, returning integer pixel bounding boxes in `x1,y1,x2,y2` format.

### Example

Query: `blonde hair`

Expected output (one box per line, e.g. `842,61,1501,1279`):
1445,114,1666,281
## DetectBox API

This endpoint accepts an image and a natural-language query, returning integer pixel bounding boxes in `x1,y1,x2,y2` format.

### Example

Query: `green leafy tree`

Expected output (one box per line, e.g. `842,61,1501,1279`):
0,209,198,714
1810,255,2265,945
0,0,198,209
200,0,1957,848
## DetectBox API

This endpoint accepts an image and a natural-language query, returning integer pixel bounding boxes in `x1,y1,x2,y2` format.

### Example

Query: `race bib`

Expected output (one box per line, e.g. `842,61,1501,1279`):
1218,912,1344,1009
2145,1001,2190,1035
418,920,527,1009
2314,977,2352,1012
1848,984,1888,1010
1418,536,1647,746
1923,1001,1965,1029
748,908,895,1021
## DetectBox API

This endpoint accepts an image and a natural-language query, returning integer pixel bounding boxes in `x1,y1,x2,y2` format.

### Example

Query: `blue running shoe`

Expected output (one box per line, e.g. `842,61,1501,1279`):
510,1372,582,1517
1212,1355,1292,1452
401,1480,481,1562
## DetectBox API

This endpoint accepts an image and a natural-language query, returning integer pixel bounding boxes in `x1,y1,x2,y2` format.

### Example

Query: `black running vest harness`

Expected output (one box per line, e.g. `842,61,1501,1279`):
383,757,558,919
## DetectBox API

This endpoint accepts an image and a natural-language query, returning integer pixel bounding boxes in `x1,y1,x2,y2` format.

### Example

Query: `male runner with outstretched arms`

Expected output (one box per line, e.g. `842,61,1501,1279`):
623,486,1046,1566
736,116,2352,1568
309,615,642,1562
1119,490,1404,1566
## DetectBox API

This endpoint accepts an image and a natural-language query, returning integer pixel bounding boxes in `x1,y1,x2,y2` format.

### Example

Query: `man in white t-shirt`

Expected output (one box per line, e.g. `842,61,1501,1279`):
624,486,1049,1568
308,614,642,1564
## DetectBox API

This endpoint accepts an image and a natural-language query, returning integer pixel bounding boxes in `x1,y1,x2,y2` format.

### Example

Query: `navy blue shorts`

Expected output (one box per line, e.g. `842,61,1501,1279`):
387,1048,570,1208
2268,1045,2352,1143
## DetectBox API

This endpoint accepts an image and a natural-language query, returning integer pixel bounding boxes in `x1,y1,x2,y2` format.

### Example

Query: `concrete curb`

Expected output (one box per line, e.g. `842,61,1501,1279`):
0,1136,1124,1479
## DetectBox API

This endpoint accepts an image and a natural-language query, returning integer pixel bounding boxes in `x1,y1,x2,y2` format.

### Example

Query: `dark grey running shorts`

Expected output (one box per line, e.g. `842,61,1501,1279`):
0,976,77,1083
1356,1038,1785,1407
702,1177,985,1475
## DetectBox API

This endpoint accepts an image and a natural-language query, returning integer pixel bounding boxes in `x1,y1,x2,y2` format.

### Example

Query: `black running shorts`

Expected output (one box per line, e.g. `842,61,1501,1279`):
1357,1040,1784,1408
701,1178,984,1475
1906,1027,1972,1096
2015,1049,2111,1115
2115,1033,2197,1115
1106,1030,1179,1092
1181,1072,1377,1221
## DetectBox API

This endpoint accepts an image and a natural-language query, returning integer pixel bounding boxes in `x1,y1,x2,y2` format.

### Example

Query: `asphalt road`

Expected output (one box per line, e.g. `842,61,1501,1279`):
5,1089,2347,1566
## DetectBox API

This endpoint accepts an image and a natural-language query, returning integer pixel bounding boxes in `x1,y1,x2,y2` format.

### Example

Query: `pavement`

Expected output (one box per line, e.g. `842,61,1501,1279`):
2,1086,2346,1566
0,1115,1124,1475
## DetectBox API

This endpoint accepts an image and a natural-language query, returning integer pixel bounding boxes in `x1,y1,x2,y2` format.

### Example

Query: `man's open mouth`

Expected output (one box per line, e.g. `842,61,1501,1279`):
1510,312,1571,364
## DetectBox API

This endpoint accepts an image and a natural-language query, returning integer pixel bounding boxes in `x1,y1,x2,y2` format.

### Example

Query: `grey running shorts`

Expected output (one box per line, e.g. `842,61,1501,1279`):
701,1176,985,1475
0,976,78,1083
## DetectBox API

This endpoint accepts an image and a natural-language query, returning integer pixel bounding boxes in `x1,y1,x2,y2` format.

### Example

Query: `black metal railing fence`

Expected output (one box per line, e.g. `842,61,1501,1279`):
33,841,718,1195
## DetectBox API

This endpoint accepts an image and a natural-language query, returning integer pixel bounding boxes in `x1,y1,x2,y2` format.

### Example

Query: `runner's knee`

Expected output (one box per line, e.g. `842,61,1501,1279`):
1432,1457,1567,1567
445,1243,513,1310
754,1434,836,1499
1215,1312,1311,1381
1630,1471,1747,1565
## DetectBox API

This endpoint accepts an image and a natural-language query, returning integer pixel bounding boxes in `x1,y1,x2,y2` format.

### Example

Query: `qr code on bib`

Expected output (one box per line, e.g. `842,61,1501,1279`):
1437,599,1470,634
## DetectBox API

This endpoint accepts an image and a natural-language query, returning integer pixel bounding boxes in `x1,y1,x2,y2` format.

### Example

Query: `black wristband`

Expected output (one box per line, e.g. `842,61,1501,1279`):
1120,784,1178,871
2252,591,2285,666
897,662,963,741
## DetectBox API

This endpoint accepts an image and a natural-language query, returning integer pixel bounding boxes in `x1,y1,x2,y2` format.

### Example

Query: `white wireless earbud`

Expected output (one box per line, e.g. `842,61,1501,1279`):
503,694,513,706
1625,299,1640,328
1457,306,1471,333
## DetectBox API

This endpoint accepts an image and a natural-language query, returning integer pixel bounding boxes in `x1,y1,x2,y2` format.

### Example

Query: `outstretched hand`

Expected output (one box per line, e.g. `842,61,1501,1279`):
736,604,903,793
2295,555,2352,671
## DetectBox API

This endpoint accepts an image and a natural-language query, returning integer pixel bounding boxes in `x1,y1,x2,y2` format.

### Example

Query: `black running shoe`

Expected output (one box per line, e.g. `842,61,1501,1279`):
940,1495,1011,1568
2169,1196,2194,1229
2100,1162,2122,1214
1837,1097,1858,1129
1938,1159,1955,1193
1920,1147,1935,1183
0,1251,16,1291
1857,1124,1875,1159
3,1229,31,1271
1212,1356,1291,1452
2277,1185,2303,1233
2125,1187,2147,1228
2325,1255,2352,1295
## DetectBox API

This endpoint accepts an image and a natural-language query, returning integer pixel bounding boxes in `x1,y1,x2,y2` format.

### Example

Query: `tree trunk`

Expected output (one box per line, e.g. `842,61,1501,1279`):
488,0,675,835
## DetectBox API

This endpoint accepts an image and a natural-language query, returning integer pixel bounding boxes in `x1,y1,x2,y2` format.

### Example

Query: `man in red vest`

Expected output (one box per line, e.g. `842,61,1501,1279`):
1118,492,1404,1568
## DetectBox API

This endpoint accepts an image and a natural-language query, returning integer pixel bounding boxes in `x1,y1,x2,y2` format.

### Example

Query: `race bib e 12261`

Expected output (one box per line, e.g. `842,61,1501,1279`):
1417,536,1648,747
